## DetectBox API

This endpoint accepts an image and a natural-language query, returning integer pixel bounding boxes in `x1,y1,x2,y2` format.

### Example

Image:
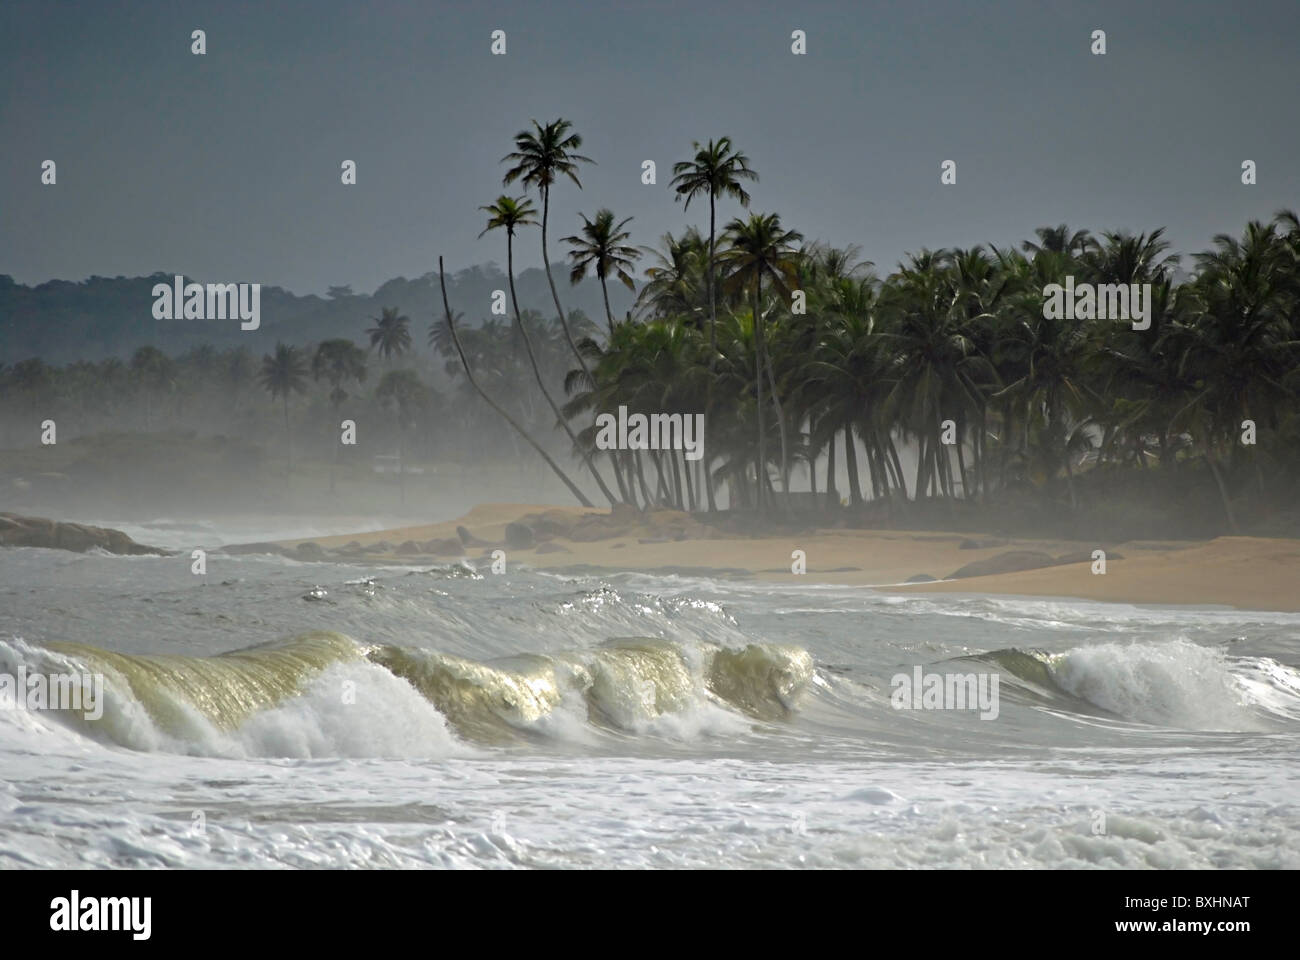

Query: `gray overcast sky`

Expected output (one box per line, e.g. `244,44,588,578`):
2,0,1297,296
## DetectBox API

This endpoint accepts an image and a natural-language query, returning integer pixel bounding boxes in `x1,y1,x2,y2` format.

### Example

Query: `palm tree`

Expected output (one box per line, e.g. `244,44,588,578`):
437,256,595,508
366,306,412,368
671,139,758,512
376,369,429,507
563,209,639,336
502,118,594,364
720,212,803,509
258,342,309,476
312,339,368,493
129,346,175,429
1022,224,1097,259
480,194,619,507
670,138,759,357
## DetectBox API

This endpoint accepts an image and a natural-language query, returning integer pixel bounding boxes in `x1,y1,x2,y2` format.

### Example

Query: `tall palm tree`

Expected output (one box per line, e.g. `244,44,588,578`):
258,342,309,476
502,118,594,363
670,138,759,357
720,212,803,509
480,194,619,507
671,139,758,512
563,209,639,336
312,338,368,493
366,306,412,368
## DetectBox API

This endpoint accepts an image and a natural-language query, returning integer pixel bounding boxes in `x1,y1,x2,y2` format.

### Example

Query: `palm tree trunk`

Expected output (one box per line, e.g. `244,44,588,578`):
508,234,620,507
283,394,291,477
845,426,863,505
702,194,719,513
754,275,766,512
600,277,615,338
541,183,591,375
1206,446,1238,532
764,349,791,507
438,256,594,508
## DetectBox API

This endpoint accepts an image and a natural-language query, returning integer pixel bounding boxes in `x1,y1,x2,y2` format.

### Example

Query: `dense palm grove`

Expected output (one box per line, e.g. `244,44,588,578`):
5,117,1299,534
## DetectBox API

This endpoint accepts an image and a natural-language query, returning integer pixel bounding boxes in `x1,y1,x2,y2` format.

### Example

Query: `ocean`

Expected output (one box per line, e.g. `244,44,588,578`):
2,519,1298,869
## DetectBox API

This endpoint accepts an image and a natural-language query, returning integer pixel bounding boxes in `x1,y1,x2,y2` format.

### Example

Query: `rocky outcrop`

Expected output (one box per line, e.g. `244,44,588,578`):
0,513,169,556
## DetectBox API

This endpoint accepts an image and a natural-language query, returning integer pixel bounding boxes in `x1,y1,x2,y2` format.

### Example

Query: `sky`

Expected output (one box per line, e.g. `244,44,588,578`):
2,0,1298,296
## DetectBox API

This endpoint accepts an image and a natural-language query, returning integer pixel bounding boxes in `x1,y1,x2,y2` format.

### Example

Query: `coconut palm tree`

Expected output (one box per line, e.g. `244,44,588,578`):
312,339,368,493
480,194,619,507
671,139,759,512
563,209,640,337
501,118,594,363
366,306,412,368
258,342,309,476
720,212,803,510
1022,224,1097,259
376,368,429,506
436,256,595,508
129,346,175,429
670,138,759,357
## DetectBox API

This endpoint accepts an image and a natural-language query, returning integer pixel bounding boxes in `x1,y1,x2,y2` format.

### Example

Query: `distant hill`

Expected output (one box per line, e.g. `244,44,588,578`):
0,266,637,364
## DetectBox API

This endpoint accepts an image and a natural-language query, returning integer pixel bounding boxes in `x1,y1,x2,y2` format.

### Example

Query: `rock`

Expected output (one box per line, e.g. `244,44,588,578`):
423,538,465,556
338,541,365,555
456,525,475,545
395,540,422,555
0,512,168,556
295,541,326,560
504,522,535,548
905,574,939,583
535,541,571,554
223,541,292,557
363,540,393,554
959,538,1006,550
947,550,1054,580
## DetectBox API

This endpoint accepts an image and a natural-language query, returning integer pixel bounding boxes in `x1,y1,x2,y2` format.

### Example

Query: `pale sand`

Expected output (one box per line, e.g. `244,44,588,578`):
274,503,1300,613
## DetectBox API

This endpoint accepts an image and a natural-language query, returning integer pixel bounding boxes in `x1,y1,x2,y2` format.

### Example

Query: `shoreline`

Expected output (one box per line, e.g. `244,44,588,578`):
262,503,1300,614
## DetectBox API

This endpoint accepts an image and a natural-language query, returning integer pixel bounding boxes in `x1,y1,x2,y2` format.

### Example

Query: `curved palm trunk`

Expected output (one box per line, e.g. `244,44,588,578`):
508,235,620,508
438,257,593,508
541,184,589,372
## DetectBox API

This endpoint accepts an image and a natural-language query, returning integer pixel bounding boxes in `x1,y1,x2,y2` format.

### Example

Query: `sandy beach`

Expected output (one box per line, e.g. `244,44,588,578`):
271,503,1300,613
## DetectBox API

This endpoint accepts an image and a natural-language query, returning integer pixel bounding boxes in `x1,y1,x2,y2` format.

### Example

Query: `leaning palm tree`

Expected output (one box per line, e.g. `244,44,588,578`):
502,118,594,362
312,339,368,493
563,209,639,336
480,195,619,507
258,342,309,476
366,306,412,368
720,212,804,509
437,256,594,508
